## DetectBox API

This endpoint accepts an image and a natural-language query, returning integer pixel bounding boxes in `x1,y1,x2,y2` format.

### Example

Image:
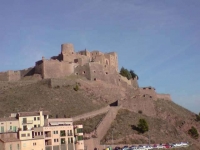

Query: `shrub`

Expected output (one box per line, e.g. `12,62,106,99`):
195,113,200,121
74,84,79,91
138,110,143,114
188,126,199,139
137,118,149,133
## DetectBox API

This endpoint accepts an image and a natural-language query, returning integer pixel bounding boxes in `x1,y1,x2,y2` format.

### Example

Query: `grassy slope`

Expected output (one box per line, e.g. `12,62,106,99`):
0,80,106,118
74,113,106,133
103,100,200,149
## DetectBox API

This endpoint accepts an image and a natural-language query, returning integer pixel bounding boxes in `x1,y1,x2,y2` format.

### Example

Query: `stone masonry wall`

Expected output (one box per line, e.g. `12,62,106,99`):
139,87,157,100
157,93,172,101
43,60,74,79
8,71,21,81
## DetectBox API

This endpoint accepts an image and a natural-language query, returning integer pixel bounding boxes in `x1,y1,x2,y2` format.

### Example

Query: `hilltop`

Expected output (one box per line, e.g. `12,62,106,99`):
0,43,199,149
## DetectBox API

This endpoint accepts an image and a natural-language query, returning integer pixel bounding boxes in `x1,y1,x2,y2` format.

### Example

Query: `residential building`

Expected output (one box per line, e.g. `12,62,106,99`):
0,111,84,150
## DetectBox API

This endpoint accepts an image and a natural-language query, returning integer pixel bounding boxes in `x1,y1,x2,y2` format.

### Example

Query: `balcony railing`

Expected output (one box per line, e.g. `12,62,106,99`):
22,120,33,124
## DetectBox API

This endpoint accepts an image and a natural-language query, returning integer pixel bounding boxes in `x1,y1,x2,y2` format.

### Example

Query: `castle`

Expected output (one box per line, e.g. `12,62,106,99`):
0,43,138,88
0,43,171,101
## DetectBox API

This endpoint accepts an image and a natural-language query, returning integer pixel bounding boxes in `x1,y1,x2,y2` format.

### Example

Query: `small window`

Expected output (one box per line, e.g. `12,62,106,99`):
150,96,152,98
93,71,96,73
56,131,58,134
10,126,12,130
35,132,37,136
10,122,12,124
57,139,59,142
34,117,36,121
94,78,97,81
105,72,108,74
27,133,30,137
10,144,12,150
41,132,43,135
82,71,86,74
38,124,40,127
21,134,26,137
34,125,37,128
143,95,145,97
37,117,40,120
54,139,56,142
38,132,40,136
75,73,78,75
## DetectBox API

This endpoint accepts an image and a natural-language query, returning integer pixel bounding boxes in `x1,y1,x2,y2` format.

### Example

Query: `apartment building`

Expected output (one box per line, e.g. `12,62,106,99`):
0,111,84,150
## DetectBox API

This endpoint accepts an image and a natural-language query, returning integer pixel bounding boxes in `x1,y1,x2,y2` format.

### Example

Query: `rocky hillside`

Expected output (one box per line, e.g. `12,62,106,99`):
0,78,199,149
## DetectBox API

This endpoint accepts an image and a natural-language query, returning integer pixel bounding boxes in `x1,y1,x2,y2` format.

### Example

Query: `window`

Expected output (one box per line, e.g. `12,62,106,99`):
38,124,40,127
34,125,37,128
41,132,43,135
77,128,83,133
78,136,83,141
27,133,30,137
94,78,96,81
37,117,40,120
10,126,12,130
33,142,36,146
56,131,58,134
57,139,59,142
17,144,20,150
10,122,12,124
38,132,40,136
34,117,36,121
35,132,37,136
10,144,12,150
21,134,26,137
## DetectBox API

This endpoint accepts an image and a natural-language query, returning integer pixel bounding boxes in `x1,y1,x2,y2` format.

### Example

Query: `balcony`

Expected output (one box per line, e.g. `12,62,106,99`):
45,131,51,138
22,120,33,124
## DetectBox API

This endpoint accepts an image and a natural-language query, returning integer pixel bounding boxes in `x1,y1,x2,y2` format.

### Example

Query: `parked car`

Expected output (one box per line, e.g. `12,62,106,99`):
114,147,121,150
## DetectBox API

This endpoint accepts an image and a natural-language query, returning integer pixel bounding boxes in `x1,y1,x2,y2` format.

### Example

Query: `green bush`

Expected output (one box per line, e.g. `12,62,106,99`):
188,126,199,139
138,110,143,114
74,84,79,91
120,67,139,80
137,118,149,133
195,113,200,121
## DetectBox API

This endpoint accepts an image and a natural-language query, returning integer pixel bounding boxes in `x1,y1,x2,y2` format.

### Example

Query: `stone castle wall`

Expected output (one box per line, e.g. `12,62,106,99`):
139,87,157,100
42,59,74,79
8,71,21,81
157,93,172,101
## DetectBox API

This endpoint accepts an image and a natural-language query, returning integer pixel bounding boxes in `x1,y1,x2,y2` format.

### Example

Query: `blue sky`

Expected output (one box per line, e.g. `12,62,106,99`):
0,0,200,113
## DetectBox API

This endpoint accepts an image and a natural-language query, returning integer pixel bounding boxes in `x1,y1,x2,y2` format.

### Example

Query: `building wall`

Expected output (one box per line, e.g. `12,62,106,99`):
8,71,21,81
0,140,4,150
74,63,91,80
20,67,35,77
21,139,44,150
19,130,33,140
19,113,44,130
157,93,172,101
43,126,75,150
139,87,157,100
5,141,20,150
0,120,19,133
43,60,74,79
35,60,44,77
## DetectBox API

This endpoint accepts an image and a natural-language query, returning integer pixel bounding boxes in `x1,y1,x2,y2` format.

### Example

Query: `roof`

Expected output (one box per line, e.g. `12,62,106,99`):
0,133,20,143
0,117,18,122
0,137,20,143
18,111,50,117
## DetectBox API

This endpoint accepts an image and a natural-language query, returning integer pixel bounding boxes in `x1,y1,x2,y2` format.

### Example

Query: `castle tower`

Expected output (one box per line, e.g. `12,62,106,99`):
61,43,75,62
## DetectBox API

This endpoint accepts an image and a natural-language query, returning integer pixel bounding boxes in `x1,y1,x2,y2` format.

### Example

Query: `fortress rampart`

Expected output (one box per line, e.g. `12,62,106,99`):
0,42,171,101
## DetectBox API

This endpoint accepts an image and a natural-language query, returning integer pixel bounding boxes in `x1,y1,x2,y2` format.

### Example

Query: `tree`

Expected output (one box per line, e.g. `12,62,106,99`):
188,126,199,139
130,70,139,80
137,118,149,133
120,67,132,80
